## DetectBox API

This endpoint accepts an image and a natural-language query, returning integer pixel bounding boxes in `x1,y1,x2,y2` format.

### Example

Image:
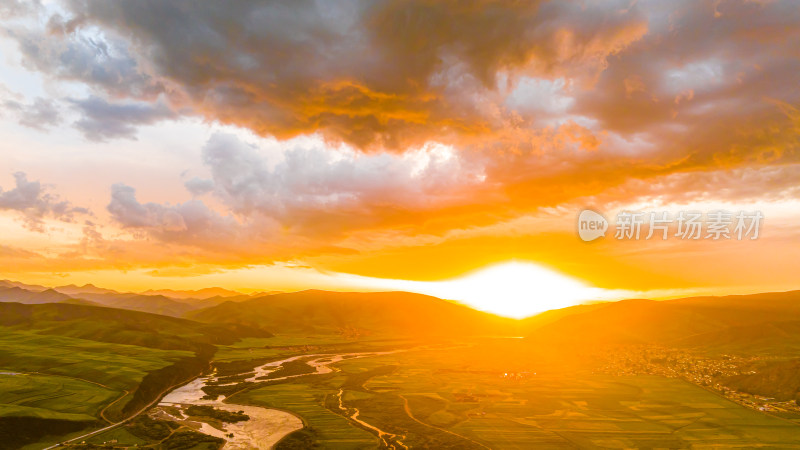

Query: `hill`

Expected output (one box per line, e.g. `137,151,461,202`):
526,290,800,354
0,302,273,446
73,292,198,317
0,281,261,317
0,286,73,304
0,302,271,353
142,287,245,299
54,283,120,296
188,289,516,336
0,279,49,292
724,358,800,401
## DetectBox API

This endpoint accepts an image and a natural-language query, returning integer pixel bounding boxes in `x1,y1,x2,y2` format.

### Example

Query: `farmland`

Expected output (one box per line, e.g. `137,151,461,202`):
0,328,195,449
0,329,193,391
227,339,800,449
0,373,117,421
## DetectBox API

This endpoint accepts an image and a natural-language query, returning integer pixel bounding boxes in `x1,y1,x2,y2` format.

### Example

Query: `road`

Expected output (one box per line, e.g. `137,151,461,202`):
41,373,201,449
399,394,491,449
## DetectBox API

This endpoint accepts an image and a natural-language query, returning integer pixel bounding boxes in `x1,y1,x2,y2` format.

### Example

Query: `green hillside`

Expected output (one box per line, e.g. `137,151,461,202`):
0,302,272,448
0,302,271,352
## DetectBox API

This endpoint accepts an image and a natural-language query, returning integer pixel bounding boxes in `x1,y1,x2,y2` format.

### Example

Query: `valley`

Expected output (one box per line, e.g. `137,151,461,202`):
2,284,800,448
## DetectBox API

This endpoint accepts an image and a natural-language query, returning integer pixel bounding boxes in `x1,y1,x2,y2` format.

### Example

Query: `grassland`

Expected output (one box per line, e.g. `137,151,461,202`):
0,328,195,449
0,373,117,422
236,376,380,449
0,329,193,391
215,337,800,449
211,335,413,363
332,346,800,449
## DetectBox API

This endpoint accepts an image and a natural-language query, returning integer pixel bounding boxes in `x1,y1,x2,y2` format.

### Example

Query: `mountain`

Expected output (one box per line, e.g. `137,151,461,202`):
0,286,73,304
142,287,245,299
0,282,259,317
0,302,271,352
54,283,120,296
724,358,800,401
188,289,516,336
0,279,49,292
168,293,262,310
674,320,800,355
518,301,610,334
526,290,800,354
74,292,198,317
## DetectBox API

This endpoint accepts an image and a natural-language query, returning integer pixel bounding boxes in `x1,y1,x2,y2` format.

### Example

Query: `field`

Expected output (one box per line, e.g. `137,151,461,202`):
5,328,800,449
239,381,379,449
0,328,195,449
333,346,800,448
221,338,800,449
0,329,193,391
212,335,413,363
0,373,117,422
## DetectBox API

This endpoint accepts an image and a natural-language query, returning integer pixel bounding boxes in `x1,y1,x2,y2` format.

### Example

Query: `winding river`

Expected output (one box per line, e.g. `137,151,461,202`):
157,351,400,449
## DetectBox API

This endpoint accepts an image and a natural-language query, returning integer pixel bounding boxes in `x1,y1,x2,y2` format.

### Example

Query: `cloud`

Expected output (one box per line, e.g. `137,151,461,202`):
69,96,175,141
184,177,214,196
201,133,485,234
5,10,165,99
109,183,231,233
107,183,278,254
103,132,486,256
0,87,62,130
7,0,645,151
1,0,799,284
0,172,90,231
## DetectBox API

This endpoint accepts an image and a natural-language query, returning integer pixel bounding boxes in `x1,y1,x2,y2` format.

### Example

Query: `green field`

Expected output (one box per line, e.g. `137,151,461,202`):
236,375,380,449
0,328,196,449
215,339,800,449
330,347,800,449
212,334,413,363
83,426,149,446
5,328,800,449
0,373,117,422
0,329,193,391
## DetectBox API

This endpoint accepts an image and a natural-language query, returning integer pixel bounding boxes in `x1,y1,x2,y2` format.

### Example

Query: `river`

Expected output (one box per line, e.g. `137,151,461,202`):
157,351,400,449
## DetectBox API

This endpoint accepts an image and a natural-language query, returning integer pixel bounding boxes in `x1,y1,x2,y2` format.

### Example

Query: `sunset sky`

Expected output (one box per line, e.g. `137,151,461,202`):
1,0,798,316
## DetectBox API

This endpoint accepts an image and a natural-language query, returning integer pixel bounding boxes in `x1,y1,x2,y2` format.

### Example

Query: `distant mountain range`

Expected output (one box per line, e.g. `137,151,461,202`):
3,278,800,352
0,280,253,299
0,280,261,317
141,287,250,299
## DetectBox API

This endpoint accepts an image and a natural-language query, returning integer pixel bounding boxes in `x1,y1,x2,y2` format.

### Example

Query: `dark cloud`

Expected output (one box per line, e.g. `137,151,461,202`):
0,172,90,231
69,96,175,141
5,12,165,100
572,0,800,169
38,0,645,150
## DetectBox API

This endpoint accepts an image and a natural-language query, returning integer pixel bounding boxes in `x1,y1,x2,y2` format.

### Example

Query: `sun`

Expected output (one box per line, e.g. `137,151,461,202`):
404,261,611,319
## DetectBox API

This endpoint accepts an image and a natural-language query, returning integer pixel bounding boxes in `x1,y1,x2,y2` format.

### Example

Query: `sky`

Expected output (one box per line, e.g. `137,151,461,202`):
0,0,798,317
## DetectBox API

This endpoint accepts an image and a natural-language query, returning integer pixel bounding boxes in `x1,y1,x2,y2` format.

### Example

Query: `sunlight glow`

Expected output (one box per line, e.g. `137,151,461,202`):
418,262,607,318
352,261,621,319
